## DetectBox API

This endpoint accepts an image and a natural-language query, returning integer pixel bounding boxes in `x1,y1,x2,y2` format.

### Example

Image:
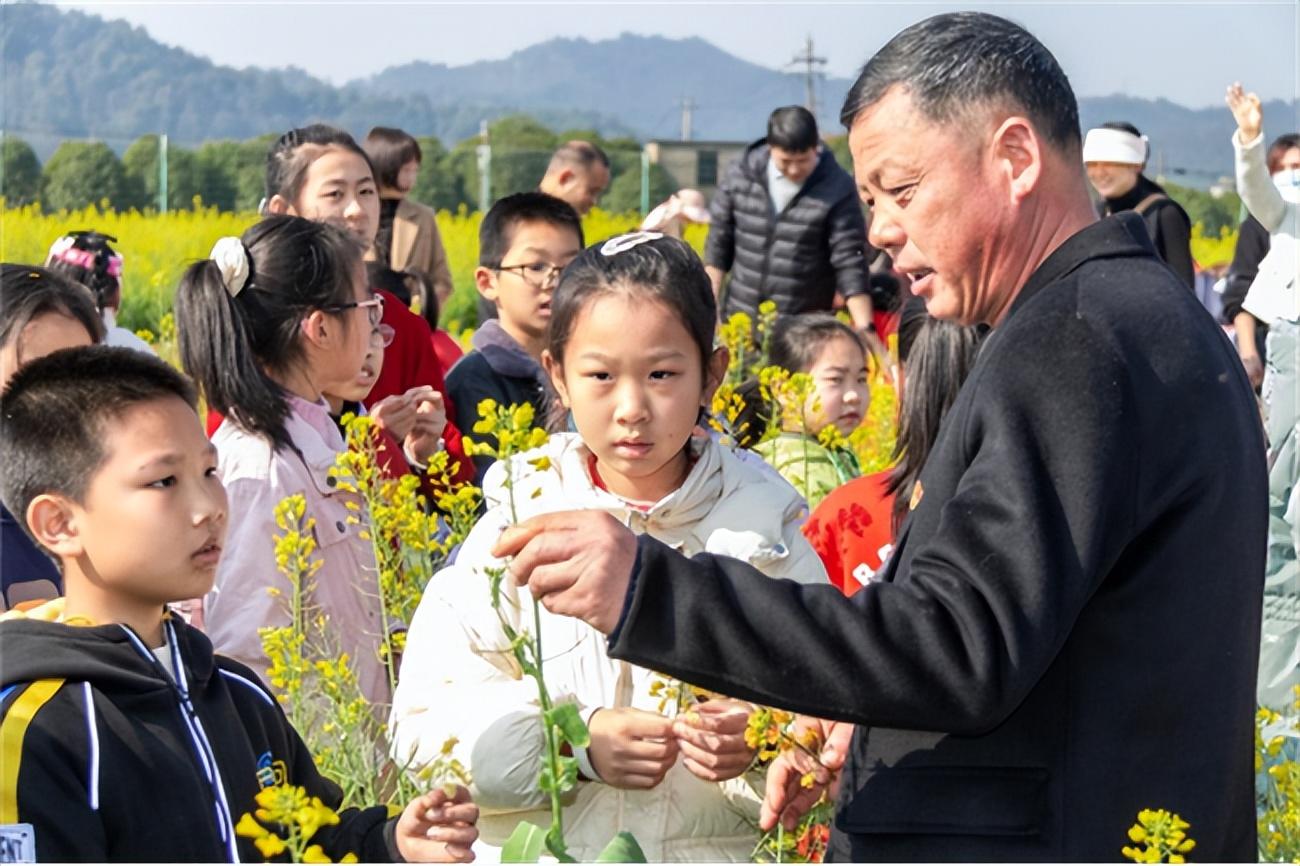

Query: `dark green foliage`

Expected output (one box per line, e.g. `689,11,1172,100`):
41,141,137,211
1,136,42,206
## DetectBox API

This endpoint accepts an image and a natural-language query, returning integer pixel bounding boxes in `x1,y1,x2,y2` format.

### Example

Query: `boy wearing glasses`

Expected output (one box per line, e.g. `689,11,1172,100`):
448,193,584,484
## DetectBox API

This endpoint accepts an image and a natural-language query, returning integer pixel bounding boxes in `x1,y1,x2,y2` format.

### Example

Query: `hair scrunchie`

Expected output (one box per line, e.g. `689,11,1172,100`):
599,231,664,257
209,236,250,297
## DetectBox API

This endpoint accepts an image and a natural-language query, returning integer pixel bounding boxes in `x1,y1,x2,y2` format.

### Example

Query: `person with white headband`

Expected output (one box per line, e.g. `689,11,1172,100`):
1083,121,1195,288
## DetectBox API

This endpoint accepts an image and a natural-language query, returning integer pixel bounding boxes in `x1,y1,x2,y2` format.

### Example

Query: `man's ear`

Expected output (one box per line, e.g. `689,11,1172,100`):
26,494,84,559
702,346,729,405
475,267,499,303
992,116,1042,204
557,167,577,190
541,349,571,408
265,195,297,216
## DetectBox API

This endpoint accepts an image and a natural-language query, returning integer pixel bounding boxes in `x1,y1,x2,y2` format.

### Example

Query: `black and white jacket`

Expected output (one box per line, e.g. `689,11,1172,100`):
0,604,401,862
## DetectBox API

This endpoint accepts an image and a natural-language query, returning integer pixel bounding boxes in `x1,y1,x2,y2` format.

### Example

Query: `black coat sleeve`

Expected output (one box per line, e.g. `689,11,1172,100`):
1222,215,1270,322
608,313,1141,735
825,191,870,299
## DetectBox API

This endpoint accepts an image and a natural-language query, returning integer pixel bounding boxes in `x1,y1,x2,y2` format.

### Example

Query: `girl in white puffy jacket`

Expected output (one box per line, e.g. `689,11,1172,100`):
391,232,828,862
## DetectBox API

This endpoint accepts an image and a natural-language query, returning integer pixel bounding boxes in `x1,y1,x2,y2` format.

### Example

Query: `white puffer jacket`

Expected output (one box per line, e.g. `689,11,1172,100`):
391,433,828,862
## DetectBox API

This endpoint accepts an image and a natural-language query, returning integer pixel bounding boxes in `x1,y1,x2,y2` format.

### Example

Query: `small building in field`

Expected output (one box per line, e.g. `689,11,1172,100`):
643,139,749,199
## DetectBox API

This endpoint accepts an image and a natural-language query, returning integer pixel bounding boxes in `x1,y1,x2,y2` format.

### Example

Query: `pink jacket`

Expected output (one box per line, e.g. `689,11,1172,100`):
205,396,390,705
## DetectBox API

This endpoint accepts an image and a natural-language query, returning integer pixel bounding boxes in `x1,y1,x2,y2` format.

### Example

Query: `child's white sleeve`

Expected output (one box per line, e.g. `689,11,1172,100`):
389,510,554,812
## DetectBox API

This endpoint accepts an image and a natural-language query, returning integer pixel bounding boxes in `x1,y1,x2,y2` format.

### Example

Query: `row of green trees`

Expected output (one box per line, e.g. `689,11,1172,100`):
1,116,677,214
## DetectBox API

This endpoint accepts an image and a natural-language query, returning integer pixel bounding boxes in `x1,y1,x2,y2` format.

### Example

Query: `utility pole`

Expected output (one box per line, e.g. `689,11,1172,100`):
788,35,827,116
476,120,491,211
679,97,696,142
158,133,168,214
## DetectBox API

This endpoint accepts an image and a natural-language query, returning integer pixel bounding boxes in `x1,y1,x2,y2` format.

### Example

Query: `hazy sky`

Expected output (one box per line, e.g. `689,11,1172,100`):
61,1,1299,109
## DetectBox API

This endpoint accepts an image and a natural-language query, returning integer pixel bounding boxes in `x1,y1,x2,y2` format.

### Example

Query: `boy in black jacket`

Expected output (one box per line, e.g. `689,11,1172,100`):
0,346,479,863
447,192,583,485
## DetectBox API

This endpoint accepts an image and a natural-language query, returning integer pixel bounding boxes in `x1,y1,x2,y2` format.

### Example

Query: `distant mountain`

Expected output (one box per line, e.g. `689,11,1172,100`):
358,33,820,142
0,2,633,156
4,2,1295,187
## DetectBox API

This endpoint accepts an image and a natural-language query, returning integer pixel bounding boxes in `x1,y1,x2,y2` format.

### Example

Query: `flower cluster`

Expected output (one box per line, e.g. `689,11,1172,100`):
647,676,717,716
235,784,357,863
1121,809,1196,863
1256,687,1300,862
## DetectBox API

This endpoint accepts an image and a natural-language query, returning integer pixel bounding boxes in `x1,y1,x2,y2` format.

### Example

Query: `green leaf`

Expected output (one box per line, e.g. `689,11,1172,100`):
558,755,579,793
545,823,574,862
501,822,547,863
595,831,648,863
547,702,591,748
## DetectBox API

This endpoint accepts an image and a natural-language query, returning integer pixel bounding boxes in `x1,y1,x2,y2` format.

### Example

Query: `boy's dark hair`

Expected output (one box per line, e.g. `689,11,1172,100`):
0,264,105,354
768,312,865,376
841,12,1081,155
767,106,820,152
43,231,123,312
548,233,715,371
366,262,438,328
364,127,422,190
478,192,584,268
264,124,376,207
174,215,363,453
0,346,197,537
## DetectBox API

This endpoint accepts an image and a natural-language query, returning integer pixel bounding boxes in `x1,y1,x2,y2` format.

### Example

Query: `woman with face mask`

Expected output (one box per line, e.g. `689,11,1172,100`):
1226,81,1300,713
1083,121,1195,289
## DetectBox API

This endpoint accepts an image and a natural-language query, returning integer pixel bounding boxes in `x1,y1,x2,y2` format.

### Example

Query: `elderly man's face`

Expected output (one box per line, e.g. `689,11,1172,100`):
849,87,1019,326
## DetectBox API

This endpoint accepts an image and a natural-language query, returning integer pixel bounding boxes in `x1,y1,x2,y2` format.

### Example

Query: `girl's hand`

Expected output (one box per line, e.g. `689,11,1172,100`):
1226,82,1263,144
405,390,448,463
588,707,679,789
760,716,853,833
395,785,479,863
672,699,755,782
371,393,419,440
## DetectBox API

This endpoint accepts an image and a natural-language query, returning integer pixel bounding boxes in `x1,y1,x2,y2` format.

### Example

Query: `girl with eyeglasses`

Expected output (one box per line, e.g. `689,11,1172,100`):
173,215,398,707
231,124,473,488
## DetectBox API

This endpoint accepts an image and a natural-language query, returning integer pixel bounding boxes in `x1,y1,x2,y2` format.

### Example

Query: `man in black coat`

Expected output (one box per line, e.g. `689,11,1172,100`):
496,12,1267,862
705,106,875,332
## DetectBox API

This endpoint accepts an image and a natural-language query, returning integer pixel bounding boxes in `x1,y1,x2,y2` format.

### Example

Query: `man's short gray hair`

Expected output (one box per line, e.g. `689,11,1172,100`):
840,12,1081,154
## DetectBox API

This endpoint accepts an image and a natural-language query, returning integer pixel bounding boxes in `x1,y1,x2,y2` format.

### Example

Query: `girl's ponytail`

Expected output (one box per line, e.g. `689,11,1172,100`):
175,216,361,453
175,254,293,452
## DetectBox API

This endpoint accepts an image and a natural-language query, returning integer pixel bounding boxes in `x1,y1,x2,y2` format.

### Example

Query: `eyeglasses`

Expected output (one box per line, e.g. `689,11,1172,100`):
327,294,385,327
496,261,565,289
371,323,396,349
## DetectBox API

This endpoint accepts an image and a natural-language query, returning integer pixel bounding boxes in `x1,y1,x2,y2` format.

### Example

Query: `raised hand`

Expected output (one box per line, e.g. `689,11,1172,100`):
1226,82,1263,144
